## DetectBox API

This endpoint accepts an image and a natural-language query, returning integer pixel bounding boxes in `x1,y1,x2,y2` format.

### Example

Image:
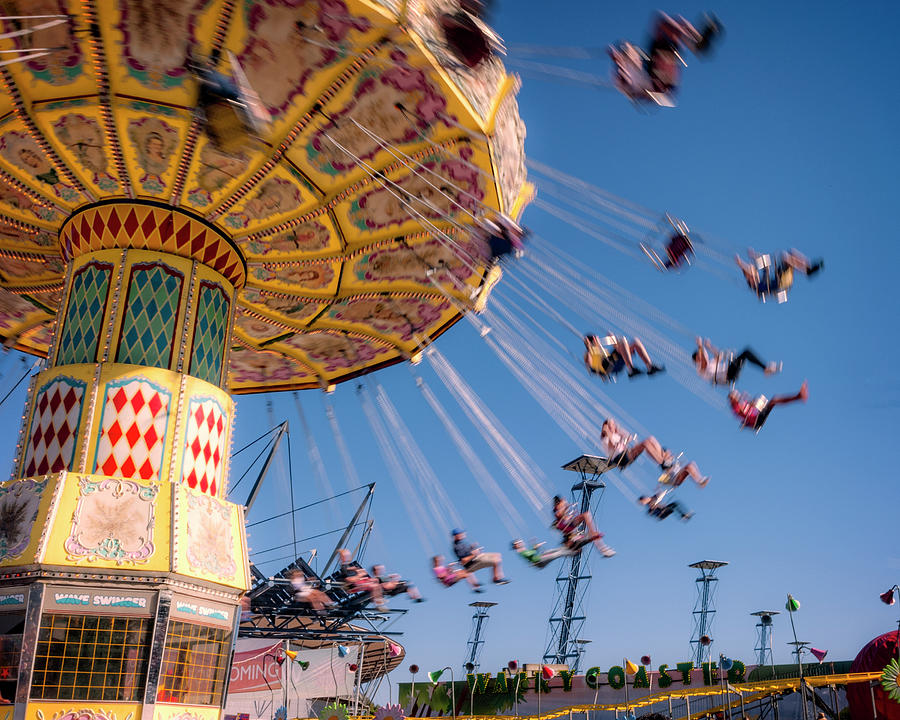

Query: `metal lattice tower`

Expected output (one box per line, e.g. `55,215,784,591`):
464,602,497,671
543,455,609,671
689,560,728,666
751,610,779,668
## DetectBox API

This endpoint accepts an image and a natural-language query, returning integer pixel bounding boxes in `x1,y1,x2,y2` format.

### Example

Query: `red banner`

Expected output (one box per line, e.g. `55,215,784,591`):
229,642,283,693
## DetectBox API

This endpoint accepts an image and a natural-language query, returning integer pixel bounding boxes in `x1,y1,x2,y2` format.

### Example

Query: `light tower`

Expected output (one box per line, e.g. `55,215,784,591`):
751,610,779,668
689,560,728,666
464,601,497,672
543,455,608,671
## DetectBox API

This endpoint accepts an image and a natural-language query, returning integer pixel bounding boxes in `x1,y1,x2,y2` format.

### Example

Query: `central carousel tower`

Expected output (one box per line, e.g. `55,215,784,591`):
0,2,528,720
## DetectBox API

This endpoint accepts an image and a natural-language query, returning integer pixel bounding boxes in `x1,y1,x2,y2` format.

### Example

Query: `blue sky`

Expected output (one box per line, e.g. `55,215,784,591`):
1,0,897,693
227,0,898,680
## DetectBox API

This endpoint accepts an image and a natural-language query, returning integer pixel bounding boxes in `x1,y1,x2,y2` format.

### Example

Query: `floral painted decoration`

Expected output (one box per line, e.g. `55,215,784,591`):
318,703,349,720
882,657,900,703
374,704,406,720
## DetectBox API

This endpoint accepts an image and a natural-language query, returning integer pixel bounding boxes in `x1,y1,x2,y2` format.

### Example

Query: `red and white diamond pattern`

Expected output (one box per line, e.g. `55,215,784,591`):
22,379,84,477
181,398,226,496
94,379,169,481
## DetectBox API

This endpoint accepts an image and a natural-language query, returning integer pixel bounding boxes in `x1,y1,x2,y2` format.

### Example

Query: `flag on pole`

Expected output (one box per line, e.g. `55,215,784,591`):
625,659,639,675
785,594,800,612
541,665,556,680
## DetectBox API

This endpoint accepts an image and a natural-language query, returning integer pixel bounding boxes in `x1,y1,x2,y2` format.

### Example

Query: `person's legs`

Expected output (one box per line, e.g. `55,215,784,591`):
631,436,670,466
768,381,809,408
311,590,331,611
673,461,708,487
569,511,612,554
571,511,600,538
735,255,758,288
655,504,675,520
781,250,810,272
614,337,636,371
629,337,658,372
780,251,823,277
752,384,807,431
732,348,768,372
365,580,385,608
466,552,505,582
622,444,644,464
540,545,575,565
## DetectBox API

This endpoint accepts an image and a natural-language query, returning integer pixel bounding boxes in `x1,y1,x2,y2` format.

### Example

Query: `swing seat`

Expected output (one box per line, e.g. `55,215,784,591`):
584,335,622,380
657,451,684,485
472,264,502,314
665,233,694,267
196,52,269,154
754,255,791,303
641,214,693,271
440,11,492,68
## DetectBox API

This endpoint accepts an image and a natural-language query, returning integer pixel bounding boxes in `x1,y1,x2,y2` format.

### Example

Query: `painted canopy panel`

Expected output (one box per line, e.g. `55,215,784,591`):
0,0,529,392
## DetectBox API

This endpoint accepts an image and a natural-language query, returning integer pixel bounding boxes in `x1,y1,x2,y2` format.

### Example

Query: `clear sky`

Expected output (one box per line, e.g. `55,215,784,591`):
1,0,897,695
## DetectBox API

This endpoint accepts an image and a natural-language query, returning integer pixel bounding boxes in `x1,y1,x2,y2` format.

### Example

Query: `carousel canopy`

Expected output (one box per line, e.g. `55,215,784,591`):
0,0,528,392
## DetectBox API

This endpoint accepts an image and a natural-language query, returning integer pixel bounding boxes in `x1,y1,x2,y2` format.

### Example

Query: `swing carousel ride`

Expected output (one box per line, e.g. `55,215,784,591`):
0,0,528,387
0,0,836,718
0,1,528,718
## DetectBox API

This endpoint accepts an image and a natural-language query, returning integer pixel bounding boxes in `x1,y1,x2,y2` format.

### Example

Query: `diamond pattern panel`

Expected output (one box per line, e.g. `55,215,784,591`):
94,378,170,481
59,204,245,288
180,397,227,496
189,281,229,386
116,262,183,369
22,377,86,477
56,261,113,366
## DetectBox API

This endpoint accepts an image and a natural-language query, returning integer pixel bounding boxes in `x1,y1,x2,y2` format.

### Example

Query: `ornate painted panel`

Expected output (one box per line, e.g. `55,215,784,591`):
0,478,50,563
174,487,246,589
189,281,230,385
56,260,114,365
93,377,171,482
116,261,184,369
21,377,86,478
180,397,227,497
63,476,159,565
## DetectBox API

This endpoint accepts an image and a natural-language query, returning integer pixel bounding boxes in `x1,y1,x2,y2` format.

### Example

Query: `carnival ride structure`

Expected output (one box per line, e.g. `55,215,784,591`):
0,3,840,720
0,2,528,720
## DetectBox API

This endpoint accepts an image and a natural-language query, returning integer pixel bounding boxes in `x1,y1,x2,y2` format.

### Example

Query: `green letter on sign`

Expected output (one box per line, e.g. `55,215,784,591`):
676,662,694,685
608,666,626,690
727,661,746,684
469,674,491,694
585,667,601,689
657,665,673,688
493,672,508,693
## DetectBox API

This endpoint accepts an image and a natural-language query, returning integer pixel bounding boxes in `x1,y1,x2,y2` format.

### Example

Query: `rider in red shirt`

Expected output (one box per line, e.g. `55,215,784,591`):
728,381,808,431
